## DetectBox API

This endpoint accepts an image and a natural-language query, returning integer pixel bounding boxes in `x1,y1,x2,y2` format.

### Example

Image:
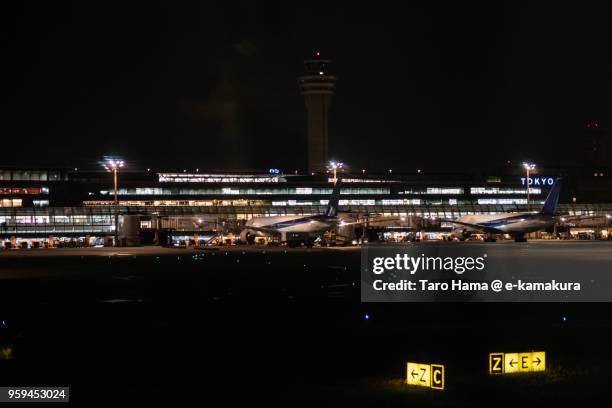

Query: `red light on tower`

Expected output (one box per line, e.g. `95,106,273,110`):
315,51,320,57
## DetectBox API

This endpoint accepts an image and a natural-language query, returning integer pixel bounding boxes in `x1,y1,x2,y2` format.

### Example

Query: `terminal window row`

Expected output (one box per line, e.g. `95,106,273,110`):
0,171,63,181
110,187,392,196
105,187,543,196
84,198,537,207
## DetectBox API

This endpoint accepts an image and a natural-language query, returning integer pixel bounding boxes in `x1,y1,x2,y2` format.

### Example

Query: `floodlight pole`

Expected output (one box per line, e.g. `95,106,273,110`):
114,167,119,246
526,167,531,212
523,163,536,212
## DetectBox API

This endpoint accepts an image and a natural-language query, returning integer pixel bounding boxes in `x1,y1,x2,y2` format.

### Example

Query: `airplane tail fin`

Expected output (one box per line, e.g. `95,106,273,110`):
539,178,562,215
325,179,342,217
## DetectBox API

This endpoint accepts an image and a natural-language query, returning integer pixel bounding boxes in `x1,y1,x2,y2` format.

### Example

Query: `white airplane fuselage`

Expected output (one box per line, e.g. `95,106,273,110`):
452,212,554,236
245,214,335,234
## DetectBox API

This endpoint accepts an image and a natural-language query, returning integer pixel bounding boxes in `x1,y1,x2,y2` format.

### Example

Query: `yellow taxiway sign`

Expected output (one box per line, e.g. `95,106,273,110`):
406,362,445,390
489,351,546,374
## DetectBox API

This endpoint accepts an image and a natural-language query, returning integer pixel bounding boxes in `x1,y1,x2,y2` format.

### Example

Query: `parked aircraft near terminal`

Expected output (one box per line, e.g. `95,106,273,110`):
239,180,344,246
239,180,404,246
444,179,562,242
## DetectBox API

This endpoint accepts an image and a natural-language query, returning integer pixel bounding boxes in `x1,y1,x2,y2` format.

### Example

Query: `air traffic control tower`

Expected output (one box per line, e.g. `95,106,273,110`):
298,52,337,174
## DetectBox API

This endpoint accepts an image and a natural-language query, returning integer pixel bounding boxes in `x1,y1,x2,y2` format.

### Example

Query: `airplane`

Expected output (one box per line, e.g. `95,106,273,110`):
443,178,562,242
239,180,404,246
239,179,345,246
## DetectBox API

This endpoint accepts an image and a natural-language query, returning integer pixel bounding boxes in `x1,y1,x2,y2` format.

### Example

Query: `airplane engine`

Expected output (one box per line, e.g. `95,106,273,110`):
451,228,471,241
239,230,257,244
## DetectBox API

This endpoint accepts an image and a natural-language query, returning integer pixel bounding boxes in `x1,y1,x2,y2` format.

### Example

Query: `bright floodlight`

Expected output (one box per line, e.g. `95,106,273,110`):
328,160,343,170
522,162,536,170
327,160,344,183
100,157,125,172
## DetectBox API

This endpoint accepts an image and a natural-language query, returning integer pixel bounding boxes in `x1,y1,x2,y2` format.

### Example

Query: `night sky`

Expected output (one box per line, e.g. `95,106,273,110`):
2,2,611,172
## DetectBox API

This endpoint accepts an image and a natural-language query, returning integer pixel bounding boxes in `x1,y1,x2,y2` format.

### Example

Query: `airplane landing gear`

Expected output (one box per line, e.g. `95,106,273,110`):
514,234,527,242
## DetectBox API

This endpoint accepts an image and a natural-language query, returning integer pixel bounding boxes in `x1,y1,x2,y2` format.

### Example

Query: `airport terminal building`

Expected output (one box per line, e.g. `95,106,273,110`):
1,165,611,246
2,56,610,246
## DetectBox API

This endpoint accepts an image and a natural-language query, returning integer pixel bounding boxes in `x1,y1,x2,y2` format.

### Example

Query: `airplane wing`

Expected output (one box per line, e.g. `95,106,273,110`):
243,225,281,236
557,214,604,221
438,218,502,234
556,214,609,225
338,220,374,227
338,215,407,227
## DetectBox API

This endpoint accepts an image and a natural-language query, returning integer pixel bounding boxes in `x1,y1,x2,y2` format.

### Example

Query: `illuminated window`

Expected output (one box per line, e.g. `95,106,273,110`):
497,199,528,204
339,200,375,205
471,187,541,195
0,199,22,207
158,173,283,183
15,216,31,224
0,188,43,195
426,188,464,194
381,199,405,205
477,199,527,205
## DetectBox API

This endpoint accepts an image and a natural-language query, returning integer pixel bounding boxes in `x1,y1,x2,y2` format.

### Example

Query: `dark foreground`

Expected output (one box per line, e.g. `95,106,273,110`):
0,243,611,406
